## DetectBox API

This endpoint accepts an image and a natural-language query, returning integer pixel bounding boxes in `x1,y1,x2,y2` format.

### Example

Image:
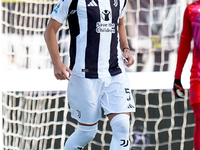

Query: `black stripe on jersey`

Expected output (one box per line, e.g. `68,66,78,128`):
85,0,100,78
68,0,79,70
122,0,127,11
109,0,122,76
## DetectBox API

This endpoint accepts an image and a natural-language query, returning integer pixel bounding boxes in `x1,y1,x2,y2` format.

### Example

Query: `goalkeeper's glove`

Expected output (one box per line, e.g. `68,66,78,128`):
173,79,185,98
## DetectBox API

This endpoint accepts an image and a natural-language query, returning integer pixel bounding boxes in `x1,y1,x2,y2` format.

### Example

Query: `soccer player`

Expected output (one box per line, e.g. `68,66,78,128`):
173,1,200,150
44,0,135,149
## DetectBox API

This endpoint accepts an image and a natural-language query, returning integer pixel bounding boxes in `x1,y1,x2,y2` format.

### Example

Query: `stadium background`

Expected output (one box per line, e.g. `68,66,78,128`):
0,0,196,150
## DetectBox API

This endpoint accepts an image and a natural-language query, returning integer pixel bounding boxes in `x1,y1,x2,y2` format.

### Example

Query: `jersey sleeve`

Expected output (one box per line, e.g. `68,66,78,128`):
119,0,128,18
50,0,70,23
174,5,193,79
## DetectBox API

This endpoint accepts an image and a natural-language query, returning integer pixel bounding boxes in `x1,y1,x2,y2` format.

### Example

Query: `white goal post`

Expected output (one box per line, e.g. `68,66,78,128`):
0,70,191,91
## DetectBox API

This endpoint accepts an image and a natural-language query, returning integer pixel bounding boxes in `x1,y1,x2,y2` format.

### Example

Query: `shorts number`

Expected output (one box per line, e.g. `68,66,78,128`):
125,88,131,101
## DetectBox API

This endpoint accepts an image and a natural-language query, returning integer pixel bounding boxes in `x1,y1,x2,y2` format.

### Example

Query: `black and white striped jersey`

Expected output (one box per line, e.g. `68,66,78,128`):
51,0,128,78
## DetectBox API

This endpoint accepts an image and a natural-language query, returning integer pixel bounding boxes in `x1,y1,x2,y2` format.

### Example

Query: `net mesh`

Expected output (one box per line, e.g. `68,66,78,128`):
1,0,69,70
1,0,196,150
2,90,194,150
2,91,67,150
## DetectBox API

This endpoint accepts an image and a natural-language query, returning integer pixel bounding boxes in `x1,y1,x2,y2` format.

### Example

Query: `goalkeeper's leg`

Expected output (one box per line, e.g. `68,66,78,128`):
192,103,200,150
64,123,97,150
109,113,130,150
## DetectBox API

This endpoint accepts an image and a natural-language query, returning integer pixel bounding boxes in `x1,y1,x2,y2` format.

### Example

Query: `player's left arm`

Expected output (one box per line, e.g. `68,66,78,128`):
118,17,134,67
173,6,192,98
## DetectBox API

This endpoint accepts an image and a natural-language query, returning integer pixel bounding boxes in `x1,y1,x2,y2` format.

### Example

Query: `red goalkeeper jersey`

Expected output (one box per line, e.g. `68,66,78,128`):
175,0,200,87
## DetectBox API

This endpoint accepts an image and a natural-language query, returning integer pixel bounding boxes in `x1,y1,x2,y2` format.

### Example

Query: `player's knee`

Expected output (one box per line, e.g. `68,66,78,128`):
193,104,200,122
110,114,130,136
64,124,97,150
78,124,97,141
195,113,200,123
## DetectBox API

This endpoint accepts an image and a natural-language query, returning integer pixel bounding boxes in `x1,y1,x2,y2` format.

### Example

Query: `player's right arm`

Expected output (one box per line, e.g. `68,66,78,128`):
44,18,72,80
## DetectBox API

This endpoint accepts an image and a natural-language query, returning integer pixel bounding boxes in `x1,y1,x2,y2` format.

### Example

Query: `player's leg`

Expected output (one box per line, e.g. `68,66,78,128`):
192,103,200,150
101,73,135,150
64,75,103,150
190,82,200,150
64,122,98,150
108,113,130,150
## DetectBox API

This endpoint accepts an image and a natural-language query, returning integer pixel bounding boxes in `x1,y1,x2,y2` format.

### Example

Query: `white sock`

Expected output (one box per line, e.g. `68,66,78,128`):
64,124,97,150
110,114,130,150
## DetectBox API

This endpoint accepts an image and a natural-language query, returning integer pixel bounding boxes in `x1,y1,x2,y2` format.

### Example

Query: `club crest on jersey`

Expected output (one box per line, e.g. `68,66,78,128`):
77,110,81,118
113,0,118,7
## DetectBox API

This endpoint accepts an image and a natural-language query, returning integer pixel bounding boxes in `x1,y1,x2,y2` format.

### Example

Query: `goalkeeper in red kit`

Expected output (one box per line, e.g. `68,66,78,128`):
173,1,200,150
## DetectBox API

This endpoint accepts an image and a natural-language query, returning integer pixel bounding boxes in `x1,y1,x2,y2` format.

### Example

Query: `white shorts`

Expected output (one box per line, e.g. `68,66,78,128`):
67,73,135,124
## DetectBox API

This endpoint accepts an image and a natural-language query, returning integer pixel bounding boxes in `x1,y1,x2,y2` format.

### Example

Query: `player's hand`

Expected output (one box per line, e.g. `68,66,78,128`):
173,79,185,98
53,62,72,80
123,49,134,67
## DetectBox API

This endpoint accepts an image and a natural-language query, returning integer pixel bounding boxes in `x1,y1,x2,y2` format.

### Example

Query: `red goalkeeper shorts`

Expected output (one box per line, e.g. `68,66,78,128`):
189,81,200,105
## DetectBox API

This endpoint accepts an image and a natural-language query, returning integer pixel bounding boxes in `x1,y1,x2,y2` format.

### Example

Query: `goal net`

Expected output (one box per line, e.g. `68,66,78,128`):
0,0,195,150
1,72,194,150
